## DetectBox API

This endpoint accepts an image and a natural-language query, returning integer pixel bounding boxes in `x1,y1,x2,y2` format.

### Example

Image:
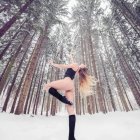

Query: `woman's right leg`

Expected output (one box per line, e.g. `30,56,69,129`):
43,80,73,105
65,90,76,140
48,87,73,105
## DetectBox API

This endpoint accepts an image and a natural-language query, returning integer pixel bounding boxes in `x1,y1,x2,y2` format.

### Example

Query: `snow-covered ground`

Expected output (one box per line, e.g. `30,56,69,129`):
0,110,140,140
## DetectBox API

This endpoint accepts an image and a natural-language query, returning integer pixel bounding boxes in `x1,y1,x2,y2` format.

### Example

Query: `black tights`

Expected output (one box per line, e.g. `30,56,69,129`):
48,87,73,105
69,115,76,140
48,87,75,139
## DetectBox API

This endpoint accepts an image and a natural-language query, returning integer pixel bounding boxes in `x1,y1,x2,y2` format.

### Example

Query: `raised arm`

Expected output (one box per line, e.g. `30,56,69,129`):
51,63,73,69
48,60,73,69
49,60,79,70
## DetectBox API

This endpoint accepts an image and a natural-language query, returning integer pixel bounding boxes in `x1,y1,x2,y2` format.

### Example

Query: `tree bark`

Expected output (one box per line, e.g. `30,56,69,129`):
15,28,47,114
2,34,31,112
0,33,28,95
109,31,140,106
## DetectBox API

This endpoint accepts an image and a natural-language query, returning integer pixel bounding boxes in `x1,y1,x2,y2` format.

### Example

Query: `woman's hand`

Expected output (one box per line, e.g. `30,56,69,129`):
48,59,53,65
43,84,46,91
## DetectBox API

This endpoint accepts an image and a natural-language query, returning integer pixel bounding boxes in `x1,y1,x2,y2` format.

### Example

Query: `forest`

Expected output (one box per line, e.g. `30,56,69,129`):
0,0,140,116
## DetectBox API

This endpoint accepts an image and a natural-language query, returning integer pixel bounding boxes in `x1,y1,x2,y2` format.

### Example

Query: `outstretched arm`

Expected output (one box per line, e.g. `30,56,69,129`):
49,60,73,69
51,63,73,69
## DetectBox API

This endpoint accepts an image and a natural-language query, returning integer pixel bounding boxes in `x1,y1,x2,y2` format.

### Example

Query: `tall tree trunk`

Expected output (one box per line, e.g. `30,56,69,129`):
99,54,116,111
2,34,31,112
34,57,45,115
118,75,133,110
98,72,107,113
32,63,41,114
15,28,47,114
46,67,54,116
109,31,140,106
41,67,50,115
101,32,130,111
10,32,36,113
0,33,28,95
27,57,42,114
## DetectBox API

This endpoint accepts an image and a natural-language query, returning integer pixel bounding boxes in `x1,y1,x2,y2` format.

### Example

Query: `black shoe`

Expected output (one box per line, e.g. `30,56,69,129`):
48,87,73,105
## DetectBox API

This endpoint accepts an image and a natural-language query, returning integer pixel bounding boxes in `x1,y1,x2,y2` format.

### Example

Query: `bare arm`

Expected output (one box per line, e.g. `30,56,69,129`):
49,60,78,70
51,63,73,69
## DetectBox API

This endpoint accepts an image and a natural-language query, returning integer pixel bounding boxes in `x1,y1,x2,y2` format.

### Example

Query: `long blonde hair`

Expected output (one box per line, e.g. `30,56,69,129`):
79,68,98,97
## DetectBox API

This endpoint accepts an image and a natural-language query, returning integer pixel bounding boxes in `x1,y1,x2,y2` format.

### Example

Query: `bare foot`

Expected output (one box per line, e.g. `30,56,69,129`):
43,83,50,92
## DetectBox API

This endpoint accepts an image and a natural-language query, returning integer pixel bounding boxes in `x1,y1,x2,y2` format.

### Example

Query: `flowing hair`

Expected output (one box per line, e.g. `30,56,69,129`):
78,68,98,97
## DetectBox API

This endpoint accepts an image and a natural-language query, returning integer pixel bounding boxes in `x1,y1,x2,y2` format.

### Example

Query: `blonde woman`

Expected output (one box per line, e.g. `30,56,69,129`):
43,58,98,140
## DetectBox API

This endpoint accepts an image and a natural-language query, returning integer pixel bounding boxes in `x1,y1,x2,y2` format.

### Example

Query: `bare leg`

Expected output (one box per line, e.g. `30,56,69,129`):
65,90,75,115
43,78,74,92
65,90,76,140
43,79,73,105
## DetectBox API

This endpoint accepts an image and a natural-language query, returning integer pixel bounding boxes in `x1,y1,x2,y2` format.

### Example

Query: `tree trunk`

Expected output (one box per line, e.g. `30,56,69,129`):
46,67,54,116
34,57,45,115
0,33,28,95
27,57,42,114
2,34,31,112
10,32,36,113
99,54,116,111
41,66,50,115
15,29,47,114
109,31,140,106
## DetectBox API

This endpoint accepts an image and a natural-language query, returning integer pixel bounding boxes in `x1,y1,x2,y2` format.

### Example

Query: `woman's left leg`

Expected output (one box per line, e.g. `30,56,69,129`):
44,79,74,91
65,90,76,140
47,87,73,105
43,79,73,105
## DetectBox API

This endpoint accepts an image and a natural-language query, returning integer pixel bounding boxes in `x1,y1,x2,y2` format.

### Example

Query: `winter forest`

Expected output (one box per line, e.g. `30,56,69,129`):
0,0,140,139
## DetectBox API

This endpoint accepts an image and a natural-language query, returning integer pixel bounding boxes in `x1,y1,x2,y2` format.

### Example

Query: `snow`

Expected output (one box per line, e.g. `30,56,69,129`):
0,110,140,140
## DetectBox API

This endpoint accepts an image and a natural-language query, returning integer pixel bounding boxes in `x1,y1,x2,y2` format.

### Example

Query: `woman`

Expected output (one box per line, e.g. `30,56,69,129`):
43,59,98,140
